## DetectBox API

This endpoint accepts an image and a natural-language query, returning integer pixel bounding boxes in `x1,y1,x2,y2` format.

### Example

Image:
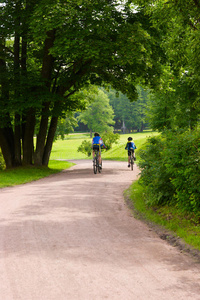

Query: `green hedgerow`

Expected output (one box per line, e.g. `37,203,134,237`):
138,129,200,214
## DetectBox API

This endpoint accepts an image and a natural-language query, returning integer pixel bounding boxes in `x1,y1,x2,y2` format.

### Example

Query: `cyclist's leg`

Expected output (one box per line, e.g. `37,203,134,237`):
92,146,98,160
128,150,131,166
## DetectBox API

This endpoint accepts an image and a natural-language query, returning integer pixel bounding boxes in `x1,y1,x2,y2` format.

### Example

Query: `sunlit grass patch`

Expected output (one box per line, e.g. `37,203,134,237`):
0,160,74,188
50,131,160,161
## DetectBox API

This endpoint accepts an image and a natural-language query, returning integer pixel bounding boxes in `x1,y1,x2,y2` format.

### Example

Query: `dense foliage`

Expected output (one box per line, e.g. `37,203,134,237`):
130,0,200,214
0,0,162,168
107,86,149,132
138,130,200,214
133,0,200,128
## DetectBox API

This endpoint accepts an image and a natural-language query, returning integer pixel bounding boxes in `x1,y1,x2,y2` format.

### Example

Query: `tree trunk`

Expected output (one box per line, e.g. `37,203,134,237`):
0,54,15,168
0,129,14,169
22,109,36,165
13,13,22,166
34,102,51,165
42,116,58,166
140,122,144,132
14,114,22,166
34,30,56,166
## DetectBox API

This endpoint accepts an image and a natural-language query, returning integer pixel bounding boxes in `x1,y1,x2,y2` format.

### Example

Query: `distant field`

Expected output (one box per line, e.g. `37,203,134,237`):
50,131,160,161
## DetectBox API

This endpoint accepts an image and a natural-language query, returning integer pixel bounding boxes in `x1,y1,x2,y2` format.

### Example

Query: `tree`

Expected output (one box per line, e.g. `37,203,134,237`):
133,0,200,130
147,76,200,131
78,89,115,136
106,87,149,132
0,0,163,168
55,112,78,140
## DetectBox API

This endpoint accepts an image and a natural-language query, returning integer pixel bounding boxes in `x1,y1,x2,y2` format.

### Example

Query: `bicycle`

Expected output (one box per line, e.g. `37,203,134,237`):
93,147,102,174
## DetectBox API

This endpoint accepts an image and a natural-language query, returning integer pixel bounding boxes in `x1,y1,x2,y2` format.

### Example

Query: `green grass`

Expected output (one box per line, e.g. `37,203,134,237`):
50,133,91,160
50,130,159,161
126,181,200,252
0,160,74,188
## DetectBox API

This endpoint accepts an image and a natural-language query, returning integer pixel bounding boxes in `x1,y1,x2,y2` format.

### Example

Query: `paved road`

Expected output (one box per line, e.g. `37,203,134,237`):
0,160,200,300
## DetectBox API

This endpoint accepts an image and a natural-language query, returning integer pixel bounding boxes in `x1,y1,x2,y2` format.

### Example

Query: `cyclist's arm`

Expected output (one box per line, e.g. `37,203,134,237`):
99,138,106,149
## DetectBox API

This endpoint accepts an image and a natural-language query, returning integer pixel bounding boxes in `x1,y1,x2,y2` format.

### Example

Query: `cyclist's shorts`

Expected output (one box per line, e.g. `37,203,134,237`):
128,149,134,156
93,145,101,152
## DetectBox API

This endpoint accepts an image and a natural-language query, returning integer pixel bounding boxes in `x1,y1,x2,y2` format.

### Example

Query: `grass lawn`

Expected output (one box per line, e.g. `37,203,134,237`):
50,130,159,161
0,160,74,188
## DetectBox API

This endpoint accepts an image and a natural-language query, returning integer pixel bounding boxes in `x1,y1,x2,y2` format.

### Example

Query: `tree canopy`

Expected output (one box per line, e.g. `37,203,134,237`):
130,0,200,131
0,0,162,168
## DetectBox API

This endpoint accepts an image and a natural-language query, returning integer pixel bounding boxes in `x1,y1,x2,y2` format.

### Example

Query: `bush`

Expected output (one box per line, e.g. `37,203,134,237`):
77,140,92,157
101,132,120,150
163,130,200,213
138,129,200,214
138,135,174,206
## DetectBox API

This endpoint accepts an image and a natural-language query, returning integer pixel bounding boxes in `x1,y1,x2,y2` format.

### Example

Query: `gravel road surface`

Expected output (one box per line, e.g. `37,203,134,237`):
0,160,200,300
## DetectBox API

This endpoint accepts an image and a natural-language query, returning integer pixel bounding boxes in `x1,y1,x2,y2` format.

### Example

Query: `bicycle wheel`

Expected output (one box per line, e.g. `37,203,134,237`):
93,157,97,174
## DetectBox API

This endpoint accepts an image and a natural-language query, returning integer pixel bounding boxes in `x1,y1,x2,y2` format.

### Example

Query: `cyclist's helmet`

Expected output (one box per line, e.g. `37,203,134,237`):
128,137,132,141
94,132,100,137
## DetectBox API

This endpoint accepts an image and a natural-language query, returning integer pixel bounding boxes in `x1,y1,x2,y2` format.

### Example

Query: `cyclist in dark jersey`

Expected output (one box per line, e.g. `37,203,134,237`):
125,137,136,167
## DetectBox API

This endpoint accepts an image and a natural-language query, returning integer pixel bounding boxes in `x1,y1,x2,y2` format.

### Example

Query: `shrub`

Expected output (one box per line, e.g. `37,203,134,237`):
101,132,120,150
163,130,200,213
77,140,92,157
138,136,174,206
138,129,200,214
